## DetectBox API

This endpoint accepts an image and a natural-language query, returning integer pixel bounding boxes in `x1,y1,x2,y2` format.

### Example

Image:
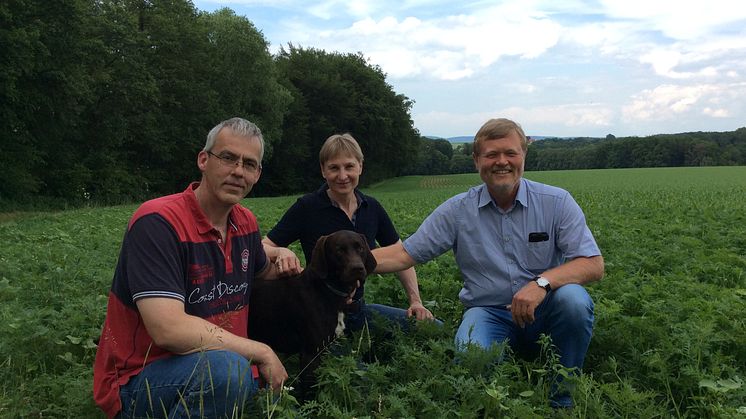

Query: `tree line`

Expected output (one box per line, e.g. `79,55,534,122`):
1,0,419,208
406,129,746,176
525,130,746,171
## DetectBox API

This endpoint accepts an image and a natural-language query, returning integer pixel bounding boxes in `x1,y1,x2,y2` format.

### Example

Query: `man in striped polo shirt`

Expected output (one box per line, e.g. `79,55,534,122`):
94,118,293,418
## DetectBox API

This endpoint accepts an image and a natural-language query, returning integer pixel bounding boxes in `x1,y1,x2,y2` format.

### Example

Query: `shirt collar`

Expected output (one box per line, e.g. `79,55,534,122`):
317,183,366,207
185,182,245,235
515,178,528,208
477,184,493,209
477,179,528,211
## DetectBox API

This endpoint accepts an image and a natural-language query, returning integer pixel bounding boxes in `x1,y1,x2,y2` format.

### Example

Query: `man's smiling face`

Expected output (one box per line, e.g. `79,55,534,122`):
473,130,526,201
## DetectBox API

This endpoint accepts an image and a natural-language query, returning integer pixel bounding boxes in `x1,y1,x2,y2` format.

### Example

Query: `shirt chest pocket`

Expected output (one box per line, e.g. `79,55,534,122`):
522,240,553,271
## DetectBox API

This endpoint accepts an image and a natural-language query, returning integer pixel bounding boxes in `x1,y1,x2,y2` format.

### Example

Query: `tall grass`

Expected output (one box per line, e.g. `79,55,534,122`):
1,167,745,417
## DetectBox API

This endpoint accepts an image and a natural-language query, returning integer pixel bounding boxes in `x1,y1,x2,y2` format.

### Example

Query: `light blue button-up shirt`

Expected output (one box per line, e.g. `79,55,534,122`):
403,178,601,308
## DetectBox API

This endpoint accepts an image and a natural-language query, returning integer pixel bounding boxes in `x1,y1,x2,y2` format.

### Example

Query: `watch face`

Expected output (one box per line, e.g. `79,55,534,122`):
536,277,550,288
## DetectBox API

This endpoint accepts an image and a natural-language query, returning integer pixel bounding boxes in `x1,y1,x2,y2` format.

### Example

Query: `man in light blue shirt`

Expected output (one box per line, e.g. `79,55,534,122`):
373,118,604,408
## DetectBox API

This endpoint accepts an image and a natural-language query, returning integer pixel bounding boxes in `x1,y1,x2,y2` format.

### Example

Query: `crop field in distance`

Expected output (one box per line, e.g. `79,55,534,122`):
0,166,744,417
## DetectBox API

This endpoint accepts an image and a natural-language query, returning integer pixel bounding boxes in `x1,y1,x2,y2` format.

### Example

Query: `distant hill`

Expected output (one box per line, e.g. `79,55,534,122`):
425,135,564,144
446,136,472,143
422,135,473,143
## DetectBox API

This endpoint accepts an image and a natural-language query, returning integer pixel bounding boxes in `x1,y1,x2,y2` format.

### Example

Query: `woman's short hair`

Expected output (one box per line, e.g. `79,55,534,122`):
319,133,364,165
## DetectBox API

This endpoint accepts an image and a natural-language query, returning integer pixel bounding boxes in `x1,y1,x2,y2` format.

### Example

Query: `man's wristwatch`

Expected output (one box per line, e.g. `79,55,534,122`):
533,276,552,292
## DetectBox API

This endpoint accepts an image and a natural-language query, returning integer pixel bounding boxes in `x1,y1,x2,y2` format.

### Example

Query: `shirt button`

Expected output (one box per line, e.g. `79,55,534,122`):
504,237,510,242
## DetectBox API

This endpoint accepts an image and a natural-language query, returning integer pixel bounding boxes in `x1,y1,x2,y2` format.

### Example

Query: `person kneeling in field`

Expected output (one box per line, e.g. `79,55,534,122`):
372,117,604,408
262,132,437,333
93,117,295,418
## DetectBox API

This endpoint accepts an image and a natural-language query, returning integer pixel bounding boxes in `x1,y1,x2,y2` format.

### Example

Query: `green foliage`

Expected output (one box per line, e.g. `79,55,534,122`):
2,167,746,417
0,0,290,208
527,129,746,171
405,137,454,176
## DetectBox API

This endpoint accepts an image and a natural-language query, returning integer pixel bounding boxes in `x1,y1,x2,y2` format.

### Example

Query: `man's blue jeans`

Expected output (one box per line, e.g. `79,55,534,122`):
118,350,259,418
454,284,594,407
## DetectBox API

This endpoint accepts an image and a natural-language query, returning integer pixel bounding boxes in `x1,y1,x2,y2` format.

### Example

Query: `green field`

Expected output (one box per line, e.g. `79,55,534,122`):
1,167,745,417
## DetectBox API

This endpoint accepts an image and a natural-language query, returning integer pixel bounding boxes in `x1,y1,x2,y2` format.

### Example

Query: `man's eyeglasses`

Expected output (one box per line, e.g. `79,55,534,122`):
207,151,261,173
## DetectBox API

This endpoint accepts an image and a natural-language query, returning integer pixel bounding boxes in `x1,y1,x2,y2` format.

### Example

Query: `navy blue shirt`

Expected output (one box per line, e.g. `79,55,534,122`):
267,184,400,299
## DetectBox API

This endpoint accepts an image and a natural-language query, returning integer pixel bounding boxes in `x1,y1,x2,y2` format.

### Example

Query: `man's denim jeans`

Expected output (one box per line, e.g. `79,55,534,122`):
119,350,259,418
455,284,594,407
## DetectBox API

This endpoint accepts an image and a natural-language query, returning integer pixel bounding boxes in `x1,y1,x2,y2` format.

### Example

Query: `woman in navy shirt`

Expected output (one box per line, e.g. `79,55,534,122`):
262,133,435,331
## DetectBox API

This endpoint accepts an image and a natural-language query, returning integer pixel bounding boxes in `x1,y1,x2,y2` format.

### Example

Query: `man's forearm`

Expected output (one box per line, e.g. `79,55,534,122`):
541,255,604,289
137,298,274,363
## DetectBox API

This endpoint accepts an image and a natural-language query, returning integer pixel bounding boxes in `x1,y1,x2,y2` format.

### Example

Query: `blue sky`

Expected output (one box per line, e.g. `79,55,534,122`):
193,0,746,138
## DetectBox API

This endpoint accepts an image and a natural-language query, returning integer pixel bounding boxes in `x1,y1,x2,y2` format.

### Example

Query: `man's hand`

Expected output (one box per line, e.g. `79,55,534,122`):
407,301,435,320
256,345,288,392
510,281,548,328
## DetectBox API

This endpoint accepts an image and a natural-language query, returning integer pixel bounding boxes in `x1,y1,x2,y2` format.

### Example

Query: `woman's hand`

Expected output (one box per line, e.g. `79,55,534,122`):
274,247,303,276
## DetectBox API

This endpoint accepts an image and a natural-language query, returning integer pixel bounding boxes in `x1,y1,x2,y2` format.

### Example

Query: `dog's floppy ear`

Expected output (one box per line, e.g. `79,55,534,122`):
358,233,377,273
307,234,329,279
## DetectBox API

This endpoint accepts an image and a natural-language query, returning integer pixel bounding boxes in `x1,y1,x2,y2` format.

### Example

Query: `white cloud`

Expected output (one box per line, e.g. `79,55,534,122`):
703,107,730,118
303,3,562,80
501,105,614,128
622,83,746,121
637,36,746,80
512,83,539,94
599,0,746,40
196,0,746,136
624,85,706,120
415,103,614,137
561,21,632,55
639,50,723,79
307,0,377,19
269,0,746,87
559,4,746,83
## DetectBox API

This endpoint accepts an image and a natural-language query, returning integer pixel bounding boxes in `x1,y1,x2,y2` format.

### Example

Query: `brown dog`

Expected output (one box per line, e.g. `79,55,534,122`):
248,230,377,394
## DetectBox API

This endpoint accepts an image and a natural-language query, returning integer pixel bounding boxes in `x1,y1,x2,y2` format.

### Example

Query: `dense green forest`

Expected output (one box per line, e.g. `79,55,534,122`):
2,0,744,210
0,0,419,208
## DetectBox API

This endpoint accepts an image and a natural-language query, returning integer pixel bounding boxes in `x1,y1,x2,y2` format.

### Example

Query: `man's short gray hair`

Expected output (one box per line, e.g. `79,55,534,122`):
204,117,265,162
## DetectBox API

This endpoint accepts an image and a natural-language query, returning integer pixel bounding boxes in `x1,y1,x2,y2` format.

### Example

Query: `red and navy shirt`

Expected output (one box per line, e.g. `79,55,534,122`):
93,183,268,418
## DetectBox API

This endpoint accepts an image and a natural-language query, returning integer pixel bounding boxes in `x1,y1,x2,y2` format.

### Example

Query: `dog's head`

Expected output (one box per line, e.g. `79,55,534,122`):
307,230,377,298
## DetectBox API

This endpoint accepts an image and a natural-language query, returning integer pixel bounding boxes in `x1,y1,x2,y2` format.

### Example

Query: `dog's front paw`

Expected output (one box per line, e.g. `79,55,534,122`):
334,311,346,337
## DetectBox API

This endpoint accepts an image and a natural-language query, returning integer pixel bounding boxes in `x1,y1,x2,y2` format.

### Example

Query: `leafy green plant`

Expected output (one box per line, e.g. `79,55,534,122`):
2,167,745,417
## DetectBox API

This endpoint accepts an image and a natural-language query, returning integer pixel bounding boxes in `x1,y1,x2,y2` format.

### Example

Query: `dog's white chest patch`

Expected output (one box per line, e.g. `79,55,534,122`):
335,311,346,337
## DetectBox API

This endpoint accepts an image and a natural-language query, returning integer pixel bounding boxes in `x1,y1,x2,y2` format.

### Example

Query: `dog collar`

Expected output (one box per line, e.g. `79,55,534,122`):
324,280,352,298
